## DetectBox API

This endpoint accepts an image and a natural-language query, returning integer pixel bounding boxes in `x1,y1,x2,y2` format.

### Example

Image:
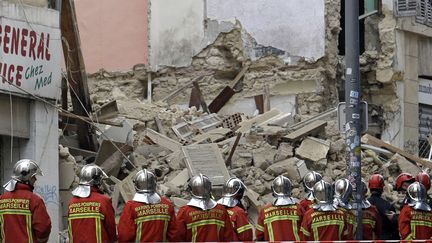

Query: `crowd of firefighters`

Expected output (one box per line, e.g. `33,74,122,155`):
1,159,432,242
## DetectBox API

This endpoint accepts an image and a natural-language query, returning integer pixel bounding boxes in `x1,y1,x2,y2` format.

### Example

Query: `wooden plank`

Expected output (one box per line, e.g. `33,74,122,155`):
208,86,235,113
229,65,249,89
254,95,264,114
361,134,432,169
189,86,201,109
154,117,167,136
161,75,208,103
264,84,271,112
192,81,209,113
144,129,182,152
207,65,248,113
238,109,281,133
59,111,122,127
225,132,242,168
61,0,96,151
283,120,328,142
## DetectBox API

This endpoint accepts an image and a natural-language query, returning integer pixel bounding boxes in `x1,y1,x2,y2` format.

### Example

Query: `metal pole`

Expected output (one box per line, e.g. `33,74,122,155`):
344,0,363,240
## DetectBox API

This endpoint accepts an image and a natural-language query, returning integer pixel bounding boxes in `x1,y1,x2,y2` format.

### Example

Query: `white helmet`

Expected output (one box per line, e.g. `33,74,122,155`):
313,180,337,212
72,164,108,198
132,169,161,204
303,171,322,200
187,174,216,210
218,178,246,208
408,182,431,212
272,175,296,206
3,159,43,191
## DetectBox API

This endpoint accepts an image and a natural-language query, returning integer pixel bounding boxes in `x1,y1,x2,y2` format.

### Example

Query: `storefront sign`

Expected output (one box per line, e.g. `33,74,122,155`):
419,78,432,106
0,17,61,100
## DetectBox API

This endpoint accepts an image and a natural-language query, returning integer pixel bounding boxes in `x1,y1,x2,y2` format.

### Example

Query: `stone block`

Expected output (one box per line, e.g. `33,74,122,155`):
59,162,76,190
296,137,330,162
169,168,189,187
265,157,301,181
275,143,294,161
252,146,277,171
390,153,421,176
405,34,418,58
403,102,419,128
404,80,419,106
296,160,309,180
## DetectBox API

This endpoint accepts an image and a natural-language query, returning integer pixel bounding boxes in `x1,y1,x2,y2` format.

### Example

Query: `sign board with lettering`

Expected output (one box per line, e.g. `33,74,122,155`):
0,16,61,100
182,143,230,186
419,78,432,106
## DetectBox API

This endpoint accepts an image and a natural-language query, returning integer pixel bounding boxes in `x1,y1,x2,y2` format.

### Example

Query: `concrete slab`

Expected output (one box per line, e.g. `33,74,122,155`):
97,120,134,145
296,159,310,180
296,137,330,162
265,157,301,181
169,168,189,187
275,143,294,160
390,153,421,176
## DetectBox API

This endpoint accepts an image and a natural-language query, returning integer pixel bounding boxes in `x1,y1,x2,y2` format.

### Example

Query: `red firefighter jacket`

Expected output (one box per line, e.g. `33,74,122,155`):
226,206,253,241
176,204,236,242
362,205,382,240
0,183,51,243
338,208,356,240
256,204,304,241
117,196,177,242
299,199,313,213
398,205,432,240
300,208,349,241
67,187,117,243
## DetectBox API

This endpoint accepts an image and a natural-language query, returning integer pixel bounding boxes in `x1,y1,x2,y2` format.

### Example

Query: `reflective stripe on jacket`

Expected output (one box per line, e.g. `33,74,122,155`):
226,206,253,241
117,196,177,242
398,205,432,240
0,183,51,243
67,187,116,243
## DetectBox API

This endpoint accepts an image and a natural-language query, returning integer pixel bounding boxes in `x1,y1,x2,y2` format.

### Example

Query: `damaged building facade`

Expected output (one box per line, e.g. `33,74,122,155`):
79,0,432,157
0,0,61,241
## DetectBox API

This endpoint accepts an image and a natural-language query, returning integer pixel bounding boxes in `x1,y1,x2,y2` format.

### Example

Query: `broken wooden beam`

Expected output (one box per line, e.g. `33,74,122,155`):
361,134,432,169
154,117,167,136
208,65,249,113
189,86,201,109
254,95,264,114
144,129,182,152
226,132,242,168
161,75,209,103
59,111,122,127
61,0,96,151
192,81,209,113
283,120,327,142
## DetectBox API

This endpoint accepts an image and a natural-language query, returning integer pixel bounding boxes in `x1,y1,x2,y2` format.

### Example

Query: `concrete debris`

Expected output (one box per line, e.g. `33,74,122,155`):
265,157,301,181
389,153,421,176
296,137,330,163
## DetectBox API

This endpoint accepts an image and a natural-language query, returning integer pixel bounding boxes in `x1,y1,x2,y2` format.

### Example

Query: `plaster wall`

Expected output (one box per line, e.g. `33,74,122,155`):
1,101,59,243
149,0,205,70
75,0,149,72
206,0,325,61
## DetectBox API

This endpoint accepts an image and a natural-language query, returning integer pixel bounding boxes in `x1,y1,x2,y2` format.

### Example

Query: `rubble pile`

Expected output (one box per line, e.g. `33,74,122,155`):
59,100,431,227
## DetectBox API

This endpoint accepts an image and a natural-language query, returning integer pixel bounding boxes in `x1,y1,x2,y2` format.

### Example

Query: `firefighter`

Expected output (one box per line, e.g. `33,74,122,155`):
398,182,432,240
394,173,415,207
367,174,399,240
0,159,51,243
256,175,303,241
299,171,322,212
415,171,432,207
333,178,355,240
357,180,382,240
300,180,349,241
217,177,253,241
118,169,177,242
176,174,235,242
67,164,116,243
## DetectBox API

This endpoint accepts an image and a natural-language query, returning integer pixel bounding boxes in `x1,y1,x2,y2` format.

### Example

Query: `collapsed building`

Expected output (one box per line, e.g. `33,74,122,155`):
1,0,432,241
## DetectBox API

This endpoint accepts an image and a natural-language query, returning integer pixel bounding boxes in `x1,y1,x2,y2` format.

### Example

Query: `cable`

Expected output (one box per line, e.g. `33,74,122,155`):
9,92,13,164
0,74,135,167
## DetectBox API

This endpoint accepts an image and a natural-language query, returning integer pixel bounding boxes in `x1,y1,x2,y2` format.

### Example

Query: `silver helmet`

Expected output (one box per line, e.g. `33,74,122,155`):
313,180,336,212
408,182,431,211
72,164,108,198
132,169,161,204
3,159,43,191
187,174,216,210
272,175,296,206
218,178,246,208
334,178,353,209
303,171,322,200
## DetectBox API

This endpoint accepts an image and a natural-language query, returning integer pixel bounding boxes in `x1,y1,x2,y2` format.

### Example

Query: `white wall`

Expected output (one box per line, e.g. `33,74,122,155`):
206,0,325,61
22,101,59,242
149,0,205,70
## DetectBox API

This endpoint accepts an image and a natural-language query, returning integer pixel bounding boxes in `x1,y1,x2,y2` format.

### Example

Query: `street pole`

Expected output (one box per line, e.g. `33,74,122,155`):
344,0,363,240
